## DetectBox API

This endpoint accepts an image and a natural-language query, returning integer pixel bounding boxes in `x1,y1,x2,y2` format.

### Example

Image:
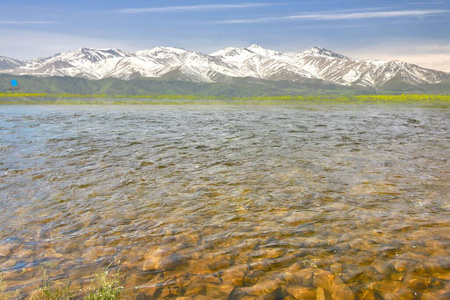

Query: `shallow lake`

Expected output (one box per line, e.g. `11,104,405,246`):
0,104,449,299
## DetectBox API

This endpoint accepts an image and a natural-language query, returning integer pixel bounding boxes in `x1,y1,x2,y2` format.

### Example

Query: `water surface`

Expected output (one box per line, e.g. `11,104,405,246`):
0,104,449,299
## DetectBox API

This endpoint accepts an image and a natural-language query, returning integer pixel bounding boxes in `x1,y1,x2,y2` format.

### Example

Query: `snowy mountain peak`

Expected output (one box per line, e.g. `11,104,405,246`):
246,44,281,57
247,44,266,51
137,46,189,58
302,46,349,59
0,56,24,69
80,47,128,54
211,44,281,59
79,48,130,60
210,47,252,57
44,48,132,64
1,45,448,87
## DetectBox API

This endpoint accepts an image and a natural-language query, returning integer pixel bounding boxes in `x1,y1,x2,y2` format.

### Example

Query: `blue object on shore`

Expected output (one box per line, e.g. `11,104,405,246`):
11,79,18,87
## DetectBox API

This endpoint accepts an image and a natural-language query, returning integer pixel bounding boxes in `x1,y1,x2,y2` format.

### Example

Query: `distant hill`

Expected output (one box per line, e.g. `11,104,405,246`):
1,74,449,97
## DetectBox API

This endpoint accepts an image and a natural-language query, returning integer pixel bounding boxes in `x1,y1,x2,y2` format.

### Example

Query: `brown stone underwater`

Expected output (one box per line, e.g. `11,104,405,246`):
0,104,449,299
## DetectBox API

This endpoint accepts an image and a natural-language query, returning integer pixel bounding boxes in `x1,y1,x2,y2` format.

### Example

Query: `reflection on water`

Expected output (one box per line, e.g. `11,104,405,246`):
0,104,449,299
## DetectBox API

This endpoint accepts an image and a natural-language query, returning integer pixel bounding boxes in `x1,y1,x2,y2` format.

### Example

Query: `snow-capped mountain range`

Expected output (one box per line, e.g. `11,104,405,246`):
0,45,448,87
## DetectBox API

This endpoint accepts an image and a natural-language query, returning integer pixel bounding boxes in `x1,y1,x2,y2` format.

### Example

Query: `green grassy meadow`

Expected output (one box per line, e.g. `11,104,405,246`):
1,93,449,105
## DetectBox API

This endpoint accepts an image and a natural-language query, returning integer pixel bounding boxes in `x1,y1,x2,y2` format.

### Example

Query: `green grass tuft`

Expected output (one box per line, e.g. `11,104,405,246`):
31,285,71,300
83,263,123,300
0,265,123,300
30,270,71,300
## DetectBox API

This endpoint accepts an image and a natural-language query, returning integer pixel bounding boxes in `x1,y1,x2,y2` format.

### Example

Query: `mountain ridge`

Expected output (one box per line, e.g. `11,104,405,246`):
0,45,448,90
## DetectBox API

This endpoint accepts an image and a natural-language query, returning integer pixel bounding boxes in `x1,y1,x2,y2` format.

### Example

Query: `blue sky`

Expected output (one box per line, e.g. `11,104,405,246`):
0,0,449,71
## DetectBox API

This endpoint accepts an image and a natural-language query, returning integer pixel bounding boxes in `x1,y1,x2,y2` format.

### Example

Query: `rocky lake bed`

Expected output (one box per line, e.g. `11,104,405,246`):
0,104,449,299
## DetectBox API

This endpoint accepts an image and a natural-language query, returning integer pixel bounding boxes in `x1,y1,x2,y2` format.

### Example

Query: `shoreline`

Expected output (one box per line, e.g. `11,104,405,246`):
0,94,449,105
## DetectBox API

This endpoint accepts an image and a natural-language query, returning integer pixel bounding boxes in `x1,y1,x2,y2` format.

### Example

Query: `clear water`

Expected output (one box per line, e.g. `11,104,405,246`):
0,104,449,299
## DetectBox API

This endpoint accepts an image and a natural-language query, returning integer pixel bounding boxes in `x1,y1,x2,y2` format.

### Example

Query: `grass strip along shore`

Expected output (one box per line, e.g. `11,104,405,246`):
0,93,449,105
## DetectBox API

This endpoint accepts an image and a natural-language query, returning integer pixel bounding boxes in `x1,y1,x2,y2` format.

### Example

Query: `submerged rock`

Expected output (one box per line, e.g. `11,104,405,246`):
403,274,431,290
83,246,115,261
312,269,334,288
285,285,316,300
392,259,410,273
244,269,266,286
329,263,343,275
250,248,285,259
421,283,450,300
255,287,283,300
38,247,63,259
218,284,235,296
288,267,315,286
0,244,14,256
375,280,414,300
160,253,189,270
358,289,377,300
241,279,281,296
192,296,213,300
316,287,327,300
204,283,232,298
142,247,171,270
187,259,212,275
184,281,205,296
312,269,354,299
221,264,248,286
202,273,222,284
207,258,232,271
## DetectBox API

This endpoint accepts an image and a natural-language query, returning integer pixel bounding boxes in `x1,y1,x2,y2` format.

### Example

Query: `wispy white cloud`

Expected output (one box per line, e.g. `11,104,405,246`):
116,3,276,14
0,21,58,25
345,43,450,73
217,9,450,24
407,1,446,5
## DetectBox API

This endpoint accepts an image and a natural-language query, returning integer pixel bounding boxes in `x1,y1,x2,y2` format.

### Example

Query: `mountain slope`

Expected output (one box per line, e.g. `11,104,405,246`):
0,56,24,69
2,73,449,97
211,45,448,86
0,45,448,90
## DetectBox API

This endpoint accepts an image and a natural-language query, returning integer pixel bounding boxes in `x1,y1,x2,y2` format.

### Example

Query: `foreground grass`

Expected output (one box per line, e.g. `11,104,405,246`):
31,281,71,300
0,93,449,105
2,265,123,300
83,265,123,300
